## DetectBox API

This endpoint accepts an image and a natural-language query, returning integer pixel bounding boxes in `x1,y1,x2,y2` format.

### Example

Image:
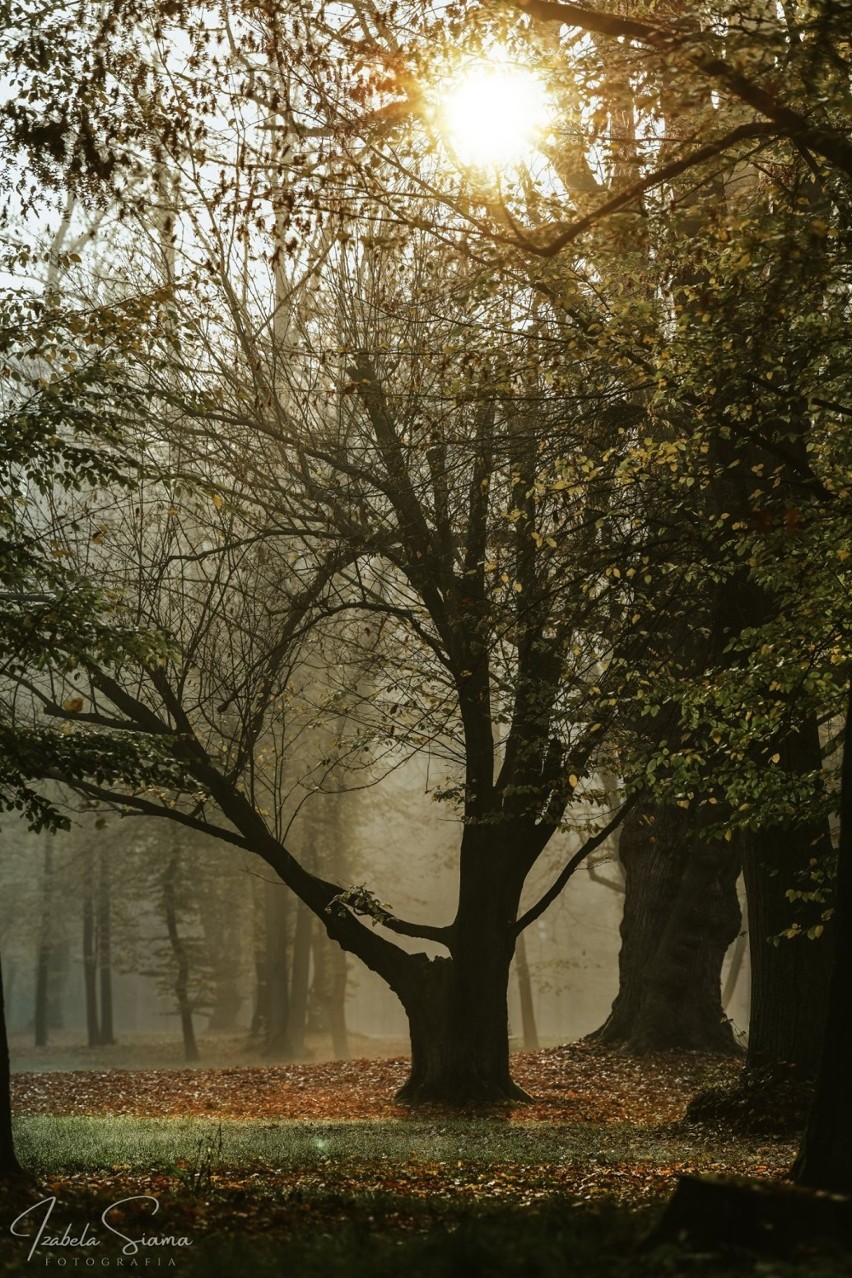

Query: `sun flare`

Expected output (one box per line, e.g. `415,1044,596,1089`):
440,61,550,168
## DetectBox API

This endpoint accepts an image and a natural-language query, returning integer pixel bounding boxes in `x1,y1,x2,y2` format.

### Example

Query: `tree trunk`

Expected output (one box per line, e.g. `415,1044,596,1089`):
743,717,834,1079
82,867,100,1048
398,946,526,1103
397,830,529,1103
163,851,198,1063
0,945,23,1178
97,849,115,1045
514,929,539,1051
288,901,312,1058
794,676,852,1193
310,927,349,1059
325,941,349,1060
592,804,742,1054
263,878,292,1057
33,840,53,1048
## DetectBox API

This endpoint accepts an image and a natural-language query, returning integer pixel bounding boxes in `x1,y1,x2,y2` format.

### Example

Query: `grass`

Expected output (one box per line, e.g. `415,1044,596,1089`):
4,1114,843,1278
11,1113,793,1181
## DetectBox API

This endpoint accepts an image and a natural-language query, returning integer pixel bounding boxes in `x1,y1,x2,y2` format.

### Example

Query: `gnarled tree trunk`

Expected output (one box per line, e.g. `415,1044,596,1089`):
592,804,742,1055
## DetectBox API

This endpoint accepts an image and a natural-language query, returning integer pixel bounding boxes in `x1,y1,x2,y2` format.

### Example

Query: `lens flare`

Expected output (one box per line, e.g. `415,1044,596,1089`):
440,62,550,168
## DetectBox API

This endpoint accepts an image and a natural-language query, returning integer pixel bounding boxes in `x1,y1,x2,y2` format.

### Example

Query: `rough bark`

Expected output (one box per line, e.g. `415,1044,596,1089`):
592,804,742,1054
0,946,23,1178
794,676,852,1193
743,717,834,1079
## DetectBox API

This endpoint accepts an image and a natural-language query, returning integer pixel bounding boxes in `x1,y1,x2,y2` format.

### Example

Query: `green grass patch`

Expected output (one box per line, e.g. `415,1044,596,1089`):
5,1117,840,1278
12,1114,790,1176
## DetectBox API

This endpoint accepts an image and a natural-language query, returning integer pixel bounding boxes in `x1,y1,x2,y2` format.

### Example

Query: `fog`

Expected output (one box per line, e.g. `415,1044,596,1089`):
1,759,750,1073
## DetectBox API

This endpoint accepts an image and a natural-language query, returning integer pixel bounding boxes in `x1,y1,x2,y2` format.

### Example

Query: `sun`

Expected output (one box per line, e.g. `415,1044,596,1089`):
440,60,550,169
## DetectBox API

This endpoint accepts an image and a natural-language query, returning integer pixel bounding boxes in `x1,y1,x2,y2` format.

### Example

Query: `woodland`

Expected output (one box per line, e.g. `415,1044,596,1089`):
0,1,851,1274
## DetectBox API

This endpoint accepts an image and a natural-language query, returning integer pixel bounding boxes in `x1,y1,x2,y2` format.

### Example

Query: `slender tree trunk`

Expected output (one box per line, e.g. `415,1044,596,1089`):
263,878,292,1057
0,946,22,1179
163,851,198,1063
288,901,312,1058
592,804,742,1054
514,929,539,1051
310,928,349,1059
34,840,54,1048
743,717,834,1078
97,849,115,1045
325,942,348,1060
794,677,852,1192
82,846,100,1047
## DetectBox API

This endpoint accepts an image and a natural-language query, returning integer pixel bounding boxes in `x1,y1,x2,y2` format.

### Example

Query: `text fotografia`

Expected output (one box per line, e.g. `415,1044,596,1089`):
10,1197,194,1265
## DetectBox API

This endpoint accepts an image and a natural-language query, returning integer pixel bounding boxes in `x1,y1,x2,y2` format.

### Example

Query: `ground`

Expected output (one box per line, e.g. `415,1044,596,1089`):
2,1042,848,1277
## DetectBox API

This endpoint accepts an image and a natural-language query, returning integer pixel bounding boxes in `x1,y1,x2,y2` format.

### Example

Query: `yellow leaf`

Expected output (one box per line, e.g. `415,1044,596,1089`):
212,492,224,509
62,697,84,713
770,752,781,764
568,773,579,788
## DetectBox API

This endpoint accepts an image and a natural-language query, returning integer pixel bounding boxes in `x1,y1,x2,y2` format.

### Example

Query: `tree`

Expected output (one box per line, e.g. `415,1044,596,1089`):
4,0,848,1109
794,675,852,1192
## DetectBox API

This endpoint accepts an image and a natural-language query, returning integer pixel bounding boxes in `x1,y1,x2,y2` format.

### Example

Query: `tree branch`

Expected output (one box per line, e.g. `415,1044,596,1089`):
519,1,852,179
515,795,635,934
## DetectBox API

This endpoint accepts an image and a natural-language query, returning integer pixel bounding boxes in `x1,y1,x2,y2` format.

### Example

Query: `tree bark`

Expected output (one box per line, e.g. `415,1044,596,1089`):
592,804,742,1054
397,827,530,1103
743,717,834,1078
794,675,852,1193
0,945,23,1178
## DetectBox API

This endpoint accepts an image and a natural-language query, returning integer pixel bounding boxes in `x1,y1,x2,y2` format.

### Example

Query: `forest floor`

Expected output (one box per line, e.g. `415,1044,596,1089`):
2,1044,847,1277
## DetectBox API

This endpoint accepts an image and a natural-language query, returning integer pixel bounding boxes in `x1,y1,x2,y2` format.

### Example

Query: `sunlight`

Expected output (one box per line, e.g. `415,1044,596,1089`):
439,59,550,169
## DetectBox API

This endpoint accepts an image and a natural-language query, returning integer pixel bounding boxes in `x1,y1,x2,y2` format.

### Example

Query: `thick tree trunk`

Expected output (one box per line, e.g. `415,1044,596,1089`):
397,829,530,1103
0,946,23,1179
743,718,834,1079
592,804,742,1054
398,947,527,1103
794,677,852,1193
